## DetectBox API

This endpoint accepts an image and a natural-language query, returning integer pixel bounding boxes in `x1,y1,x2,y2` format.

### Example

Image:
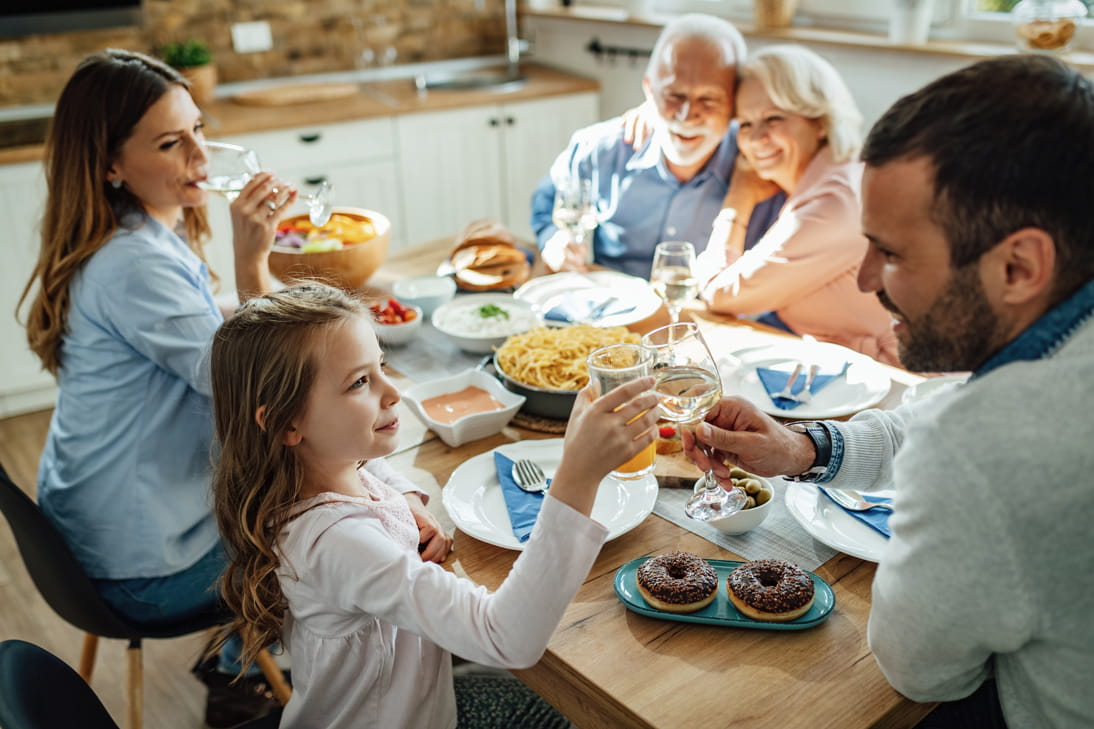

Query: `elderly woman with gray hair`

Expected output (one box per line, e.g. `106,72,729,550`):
698,44,899,366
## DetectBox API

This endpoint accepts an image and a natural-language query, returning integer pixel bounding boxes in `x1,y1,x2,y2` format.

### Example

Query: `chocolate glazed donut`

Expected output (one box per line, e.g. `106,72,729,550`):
636,552,718,614
728,559,815,622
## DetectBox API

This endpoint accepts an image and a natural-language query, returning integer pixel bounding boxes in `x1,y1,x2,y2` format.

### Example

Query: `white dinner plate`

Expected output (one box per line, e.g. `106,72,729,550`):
784,482,891,562
722,340,892,419
513,271,663,328
441,438,658,550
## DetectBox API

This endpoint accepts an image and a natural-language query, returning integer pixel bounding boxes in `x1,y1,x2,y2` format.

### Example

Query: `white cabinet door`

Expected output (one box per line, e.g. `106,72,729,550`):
499,92,599,242
0,161,56,415
395,106,505,246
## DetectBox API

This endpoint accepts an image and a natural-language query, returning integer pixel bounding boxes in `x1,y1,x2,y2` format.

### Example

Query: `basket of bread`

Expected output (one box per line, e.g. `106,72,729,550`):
447,220,530,292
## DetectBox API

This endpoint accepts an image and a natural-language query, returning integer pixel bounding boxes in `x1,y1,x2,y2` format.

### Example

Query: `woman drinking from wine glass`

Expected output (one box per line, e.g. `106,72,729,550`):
16,48,377,727
697,45,900,367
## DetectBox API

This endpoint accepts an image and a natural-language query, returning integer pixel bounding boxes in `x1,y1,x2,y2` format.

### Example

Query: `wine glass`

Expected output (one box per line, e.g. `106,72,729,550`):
551,173,598,264
650,241,698,325
199,141,334,226
641,322,747,521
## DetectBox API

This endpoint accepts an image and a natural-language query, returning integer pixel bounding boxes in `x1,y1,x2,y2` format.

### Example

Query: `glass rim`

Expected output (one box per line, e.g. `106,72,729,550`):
640,321,701,348
586,342,653,372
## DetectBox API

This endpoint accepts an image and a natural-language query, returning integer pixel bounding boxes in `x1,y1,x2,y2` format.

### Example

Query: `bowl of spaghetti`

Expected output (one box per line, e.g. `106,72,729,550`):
490,324,641,419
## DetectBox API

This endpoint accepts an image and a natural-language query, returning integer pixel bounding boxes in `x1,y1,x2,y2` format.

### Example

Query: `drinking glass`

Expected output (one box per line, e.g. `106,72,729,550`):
650,241,698,324
199,141,334,226
586,343,656,481
551,173,598,264
641,322,747,521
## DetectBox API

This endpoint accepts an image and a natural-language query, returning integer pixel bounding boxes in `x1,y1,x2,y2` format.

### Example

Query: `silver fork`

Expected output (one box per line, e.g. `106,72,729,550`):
512,459,549,493
821,487,893,512
795,364,820,404
773,362,804,401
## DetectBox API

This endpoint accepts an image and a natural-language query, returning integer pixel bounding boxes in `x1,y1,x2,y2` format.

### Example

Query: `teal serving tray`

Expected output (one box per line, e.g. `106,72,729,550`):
614,557,835,630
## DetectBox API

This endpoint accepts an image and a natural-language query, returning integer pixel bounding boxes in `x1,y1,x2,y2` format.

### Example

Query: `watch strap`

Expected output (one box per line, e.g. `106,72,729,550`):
784,421,831,482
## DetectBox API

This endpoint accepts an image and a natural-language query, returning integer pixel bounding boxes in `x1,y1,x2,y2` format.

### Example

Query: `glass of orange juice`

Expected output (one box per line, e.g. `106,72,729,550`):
586,343,656,480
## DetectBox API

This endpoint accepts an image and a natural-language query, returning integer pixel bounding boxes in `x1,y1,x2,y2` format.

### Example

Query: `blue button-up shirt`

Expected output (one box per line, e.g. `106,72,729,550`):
38,213,223,579
530,117,785,279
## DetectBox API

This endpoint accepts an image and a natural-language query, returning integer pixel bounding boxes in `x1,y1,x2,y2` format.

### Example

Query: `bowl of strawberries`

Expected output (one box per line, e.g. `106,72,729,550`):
369,297,421,347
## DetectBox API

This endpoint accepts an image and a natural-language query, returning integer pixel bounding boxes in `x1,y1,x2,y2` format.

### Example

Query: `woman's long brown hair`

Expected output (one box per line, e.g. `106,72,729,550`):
18,49,211,376
210,283,367,672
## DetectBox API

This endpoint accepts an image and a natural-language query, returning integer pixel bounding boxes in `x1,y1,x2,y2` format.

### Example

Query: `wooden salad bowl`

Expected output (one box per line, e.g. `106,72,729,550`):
268,207,391,290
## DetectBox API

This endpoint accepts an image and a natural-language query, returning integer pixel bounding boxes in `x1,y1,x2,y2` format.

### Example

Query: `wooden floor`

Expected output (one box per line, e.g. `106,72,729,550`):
0,409,210,728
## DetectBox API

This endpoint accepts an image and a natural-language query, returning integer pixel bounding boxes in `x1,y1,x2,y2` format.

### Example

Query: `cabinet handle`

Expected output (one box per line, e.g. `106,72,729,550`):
298,133,322,143
304,175,328,186
505,116,515,126
488,118,500,127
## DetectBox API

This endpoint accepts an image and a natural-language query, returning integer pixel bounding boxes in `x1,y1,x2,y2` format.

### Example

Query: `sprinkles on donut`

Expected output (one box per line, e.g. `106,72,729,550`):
636,552,718,614
727,558,815,622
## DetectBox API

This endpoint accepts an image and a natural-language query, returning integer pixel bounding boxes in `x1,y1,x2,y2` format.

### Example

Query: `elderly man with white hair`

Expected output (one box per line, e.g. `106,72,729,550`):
529,14,785,279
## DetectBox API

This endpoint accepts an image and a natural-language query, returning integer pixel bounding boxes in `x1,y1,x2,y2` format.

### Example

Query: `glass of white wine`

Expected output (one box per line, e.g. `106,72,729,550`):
199,141,334,226
650,240,698,325
641,322,747,521
551,173,598,264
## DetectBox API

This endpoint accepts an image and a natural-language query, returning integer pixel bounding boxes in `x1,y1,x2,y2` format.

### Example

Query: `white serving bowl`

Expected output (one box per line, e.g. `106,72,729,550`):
431,294,539,354
698,475,775,535
392,275,457,318
372,304,423,347
402,368,526,447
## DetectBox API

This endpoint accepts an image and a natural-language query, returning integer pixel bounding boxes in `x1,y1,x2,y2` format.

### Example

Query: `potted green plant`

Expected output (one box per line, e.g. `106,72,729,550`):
161,39,217,107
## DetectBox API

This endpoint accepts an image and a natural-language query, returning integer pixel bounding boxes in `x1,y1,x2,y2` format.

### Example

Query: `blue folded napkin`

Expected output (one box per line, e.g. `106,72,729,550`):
542,293,637,324
494,452,548,542
821,489,893,538
756,362,849,410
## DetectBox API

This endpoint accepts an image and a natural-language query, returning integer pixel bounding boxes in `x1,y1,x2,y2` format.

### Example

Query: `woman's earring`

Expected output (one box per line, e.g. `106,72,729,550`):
110,179,123,189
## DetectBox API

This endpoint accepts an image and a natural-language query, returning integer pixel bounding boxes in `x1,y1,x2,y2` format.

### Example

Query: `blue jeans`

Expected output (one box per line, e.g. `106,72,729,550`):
92,541,251,674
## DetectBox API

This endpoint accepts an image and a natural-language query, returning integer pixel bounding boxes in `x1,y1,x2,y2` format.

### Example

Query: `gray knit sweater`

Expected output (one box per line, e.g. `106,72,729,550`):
827,317,1094,729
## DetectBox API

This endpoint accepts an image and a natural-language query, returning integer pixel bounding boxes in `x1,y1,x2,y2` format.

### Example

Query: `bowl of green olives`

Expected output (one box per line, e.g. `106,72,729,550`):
695,467,775,535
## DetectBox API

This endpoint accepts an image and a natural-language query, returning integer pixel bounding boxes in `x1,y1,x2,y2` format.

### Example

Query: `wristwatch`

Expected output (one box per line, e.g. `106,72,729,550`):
784,421,831,482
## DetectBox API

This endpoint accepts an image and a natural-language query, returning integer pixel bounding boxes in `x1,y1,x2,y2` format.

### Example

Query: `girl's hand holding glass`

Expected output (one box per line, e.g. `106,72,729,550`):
553,377,659,514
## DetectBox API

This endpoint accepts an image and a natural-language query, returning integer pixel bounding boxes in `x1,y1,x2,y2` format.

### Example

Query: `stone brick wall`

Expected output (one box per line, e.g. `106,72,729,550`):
0,0,507,107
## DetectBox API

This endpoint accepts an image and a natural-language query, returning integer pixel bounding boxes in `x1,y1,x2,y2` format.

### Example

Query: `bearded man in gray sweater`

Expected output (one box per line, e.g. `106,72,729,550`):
682,54,1094,729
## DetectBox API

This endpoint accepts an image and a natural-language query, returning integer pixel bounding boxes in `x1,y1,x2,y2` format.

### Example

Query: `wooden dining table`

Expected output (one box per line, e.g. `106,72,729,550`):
366,238,934,729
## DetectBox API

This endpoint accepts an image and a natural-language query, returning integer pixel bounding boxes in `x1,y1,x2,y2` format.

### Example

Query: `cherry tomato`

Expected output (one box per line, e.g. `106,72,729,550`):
658,425,676,439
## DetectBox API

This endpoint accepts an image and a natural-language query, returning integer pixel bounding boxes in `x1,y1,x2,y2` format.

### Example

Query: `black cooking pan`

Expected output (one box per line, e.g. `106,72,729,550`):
478,354,577,420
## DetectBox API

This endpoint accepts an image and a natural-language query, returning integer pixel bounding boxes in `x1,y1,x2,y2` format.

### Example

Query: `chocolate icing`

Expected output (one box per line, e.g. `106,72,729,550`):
729,559,814,613
637,552,718,605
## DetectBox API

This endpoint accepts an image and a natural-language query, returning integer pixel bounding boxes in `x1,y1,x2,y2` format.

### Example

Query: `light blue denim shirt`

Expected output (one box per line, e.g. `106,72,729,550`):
530,118,786,279
38,212,223,579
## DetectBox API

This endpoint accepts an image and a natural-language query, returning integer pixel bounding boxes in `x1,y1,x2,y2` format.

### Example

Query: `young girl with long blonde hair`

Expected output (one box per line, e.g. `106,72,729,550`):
210,282,660,729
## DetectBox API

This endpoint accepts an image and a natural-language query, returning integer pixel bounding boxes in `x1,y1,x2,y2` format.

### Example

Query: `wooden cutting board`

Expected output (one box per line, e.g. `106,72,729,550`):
232,82,359,106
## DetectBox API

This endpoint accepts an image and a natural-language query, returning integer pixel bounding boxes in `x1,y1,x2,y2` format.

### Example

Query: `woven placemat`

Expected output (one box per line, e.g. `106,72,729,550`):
511,411,568,434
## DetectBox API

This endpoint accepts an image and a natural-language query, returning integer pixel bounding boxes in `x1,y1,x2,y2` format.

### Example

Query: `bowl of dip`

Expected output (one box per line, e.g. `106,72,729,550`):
403,368,526,447
431,294,538,354
392,275,457,318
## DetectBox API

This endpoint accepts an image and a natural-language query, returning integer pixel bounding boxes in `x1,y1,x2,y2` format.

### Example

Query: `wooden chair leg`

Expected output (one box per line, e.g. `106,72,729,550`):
79,633,99,682
126,641,142,729
255,648,292,706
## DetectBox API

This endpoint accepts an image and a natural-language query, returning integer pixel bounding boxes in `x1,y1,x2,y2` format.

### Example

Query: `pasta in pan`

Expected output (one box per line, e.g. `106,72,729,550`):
496,325,640,391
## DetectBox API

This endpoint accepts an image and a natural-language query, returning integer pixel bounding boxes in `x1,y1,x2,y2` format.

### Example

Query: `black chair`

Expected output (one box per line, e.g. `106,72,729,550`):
0,639,282,729
0,461,290,729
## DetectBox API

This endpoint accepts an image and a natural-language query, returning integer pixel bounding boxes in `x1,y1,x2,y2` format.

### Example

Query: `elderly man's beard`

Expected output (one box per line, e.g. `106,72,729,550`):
656,120,724,168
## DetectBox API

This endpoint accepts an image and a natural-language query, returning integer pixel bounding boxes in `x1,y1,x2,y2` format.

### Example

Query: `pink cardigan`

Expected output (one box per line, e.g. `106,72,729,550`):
699,147,900,367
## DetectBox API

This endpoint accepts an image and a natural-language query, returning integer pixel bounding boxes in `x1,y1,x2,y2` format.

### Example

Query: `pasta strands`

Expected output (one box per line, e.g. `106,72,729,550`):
496,325,640,390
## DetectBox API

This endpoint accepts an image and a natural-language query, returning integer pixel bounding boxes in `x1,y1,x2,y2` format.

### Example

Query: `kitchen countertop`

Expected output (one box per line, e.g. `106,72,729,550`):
0,63,599,166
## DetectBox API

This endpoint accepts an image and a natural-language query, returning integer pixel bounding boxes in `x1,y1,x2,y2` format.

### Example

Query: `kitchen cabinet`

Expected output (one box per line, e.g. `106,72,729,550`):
0,161,55,417
395,92,598,245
